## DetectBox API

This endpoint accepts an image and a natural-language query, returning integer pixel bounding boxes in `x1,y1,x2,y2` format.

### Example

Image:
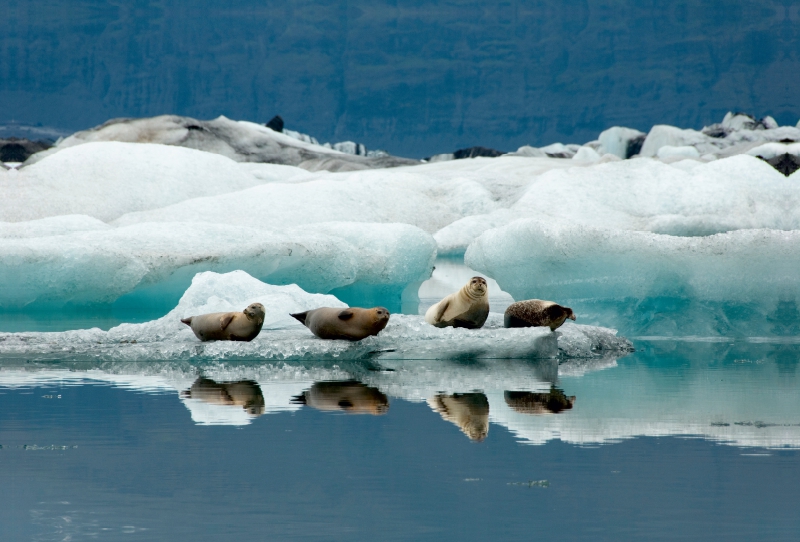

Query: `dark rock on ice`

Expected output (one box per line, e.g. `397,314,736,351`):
453,146,504,159
1,138,53,163
759,153,800,177
625,134,646,158
265,115,284,133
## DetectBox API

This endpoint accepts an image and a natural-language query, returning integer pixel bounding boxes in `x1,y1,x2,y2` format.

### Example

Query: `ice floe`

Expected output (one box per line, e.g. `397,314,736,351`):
0,271,632,363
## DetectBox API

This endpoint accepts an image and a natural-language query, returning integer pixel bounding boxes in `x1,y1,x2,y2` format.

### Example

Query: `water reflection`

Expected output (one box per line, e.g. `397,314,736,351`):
292,380,389,415
428,393,490,442
504,387,575,415
179,378,266,424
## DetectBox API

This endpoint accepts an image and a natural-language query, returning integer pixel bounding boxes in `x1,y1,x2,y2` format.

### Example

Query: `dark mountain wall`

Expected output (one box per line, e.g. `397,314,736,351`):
1,0,797,157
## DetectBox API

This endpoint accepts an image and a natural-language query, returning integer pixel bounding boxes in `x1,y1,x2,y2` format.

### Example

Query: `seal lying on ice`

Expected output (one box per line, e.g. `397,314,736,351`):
290,307,390,341
181,303,265,341
503,299,575,331
424,276,489,329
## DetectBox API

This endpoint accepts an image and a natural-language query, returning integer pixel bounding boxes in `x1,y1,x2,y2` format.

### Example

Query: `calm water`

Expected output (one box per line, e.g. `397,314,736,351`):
2,340,799,541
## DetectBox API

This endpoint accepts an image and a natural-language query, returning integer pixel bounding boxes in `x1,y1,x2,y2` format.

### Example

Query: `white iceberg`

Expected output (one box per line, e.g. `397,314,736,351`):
0,221,435,311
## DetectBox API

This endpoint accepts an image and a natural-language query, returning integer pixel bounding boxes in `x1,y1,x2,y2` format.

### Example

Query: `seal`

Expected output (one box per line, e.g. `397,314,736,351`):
180,303,265,341
291,381,389,415
181,377,266,416
290,306,389,341
504,299,575,331
424,276,489,329
427,393,490,441
504,387,575,415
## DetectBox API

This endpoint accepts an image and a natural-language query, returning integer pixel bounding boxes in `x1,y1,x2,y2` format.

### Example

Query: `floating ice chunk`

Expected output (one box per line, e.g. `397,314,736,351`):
0,271,632,363
597,126,646,158
639,125,713,157
0,222,435,309
571,146,601,162
466,219,800,335
656,145,701,160
510,155,797,235
2,141,264,222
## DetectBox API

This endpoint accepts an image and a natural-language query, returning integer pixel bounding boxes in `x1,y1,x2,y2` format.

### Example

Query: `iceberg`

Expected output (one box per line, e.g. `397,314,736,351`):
2,142,266,223
465,219,800,336
0,271,633,363
0,222,435,313
25,115,418,171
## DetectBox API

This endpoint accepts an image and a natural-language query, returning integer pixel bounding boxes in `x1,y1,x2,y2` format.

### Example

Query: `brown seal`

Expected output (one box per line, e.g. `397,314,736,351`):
290,306,389,341
428,393,490,441
180,377,266,416
504,387,575,415
424,276,489,329
504,299,575,331
180,303,265,341
291,381,389,415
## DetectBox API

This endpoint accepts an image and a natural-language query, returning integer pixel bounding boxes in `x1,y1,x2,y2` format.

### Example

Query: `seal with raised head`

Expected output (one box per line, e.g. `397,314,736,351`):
290,306,389,341
504,299,575,331
424,276,489,329
180,303,265,341
427,393,490,441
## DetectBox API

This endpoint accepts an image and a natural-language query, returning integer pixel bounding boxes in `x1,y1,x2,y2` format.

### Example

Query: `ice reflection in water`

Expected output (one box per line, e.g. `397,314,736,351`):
2,341,800,540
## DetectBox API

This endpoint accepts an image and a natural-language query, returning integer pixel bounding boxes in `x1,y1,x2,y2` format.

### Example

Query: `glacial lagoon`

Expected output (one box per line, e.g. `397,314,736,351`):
3,113,800,539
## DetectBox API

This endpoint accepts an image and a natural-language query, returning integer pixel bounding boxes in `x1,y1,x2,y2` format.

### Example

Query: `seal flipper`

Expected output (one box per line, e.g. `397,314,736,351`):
220,314,235,330
290,311,309,325
338,309,355,320
434,299,450,323
180,317,193,326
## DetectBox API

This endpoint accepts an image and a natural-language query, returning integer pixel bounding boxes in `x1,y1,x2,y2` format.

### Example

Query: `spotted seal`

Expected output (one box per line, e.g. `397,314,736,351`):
290,306,389,341
180,303,265,341
503,299,575,331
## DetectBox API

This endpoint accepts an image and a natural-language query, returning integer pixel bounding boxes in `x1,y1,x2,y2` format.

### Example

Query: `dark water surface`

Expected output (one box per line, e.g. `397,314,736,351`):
2,0,798,156
2,343,799,541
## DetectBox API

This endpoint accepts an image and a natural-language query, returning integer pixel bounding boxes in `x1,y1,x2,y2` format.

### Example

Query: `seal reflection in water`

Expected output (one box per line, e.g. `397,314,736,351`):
292,381,389,415
428,393,489,441
504,387,575,414
290,307,389,341
181,303,265,341
180,377,266,416
504,299,575,331
424,276,489,329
